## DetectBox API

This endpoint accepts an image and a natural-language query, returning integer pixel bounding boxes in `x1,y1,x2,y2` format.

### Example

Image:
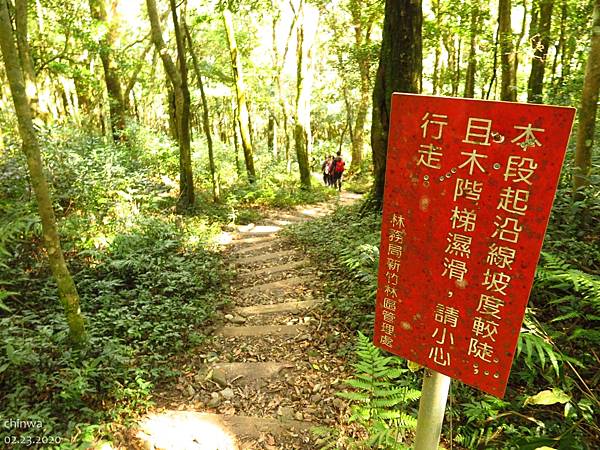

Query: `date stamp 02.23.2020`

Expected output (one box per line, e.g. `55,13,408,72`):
3,418,63,447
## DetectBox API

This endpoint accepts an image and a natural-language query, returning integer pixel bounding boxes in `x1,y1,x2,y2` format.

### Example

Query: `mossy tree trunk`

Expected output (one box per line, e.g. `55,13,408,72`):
89,0,127,142
347,0,376,174
14,0,43,117
294,0,315,190
573,0,600,198
146,0,195,210
0,1,87,345
223,8,256,183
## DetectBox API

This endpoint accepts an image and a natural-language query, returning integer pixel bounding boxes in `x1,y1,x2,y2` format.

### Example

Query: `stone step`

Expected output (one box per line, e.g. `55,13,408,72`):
233,239,283,256
209,361,294,388
238,260,309,279
237,275,316,295
216,324,307,337
234,249,297,265
236,299,322,316
236,224,282,235
137,410,312,449
262,216,305,227
233,234,278,245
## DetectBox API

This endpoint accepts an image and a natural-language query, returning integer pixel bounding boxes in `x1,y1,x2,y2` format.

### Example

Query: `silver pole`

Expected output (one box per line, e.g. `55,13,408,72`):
413,369,451,450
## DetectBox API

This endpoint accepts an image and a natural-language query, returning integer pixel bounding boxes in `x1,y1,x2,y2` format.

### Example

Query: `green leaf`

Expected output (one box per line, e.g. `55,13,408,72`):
407,360,422,372
524,388,571,406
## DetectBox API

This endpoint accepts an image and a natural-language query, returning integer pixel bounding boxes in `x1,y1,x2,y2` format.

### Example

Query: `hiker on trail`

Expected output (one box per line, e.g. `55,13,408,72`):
331,151,345,191
322,155,334,186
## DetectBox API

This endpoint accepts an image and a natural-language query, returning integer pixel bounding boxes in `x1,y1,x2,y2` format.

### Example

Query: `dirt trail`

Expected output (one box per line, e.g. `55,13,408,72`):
134,192,362,449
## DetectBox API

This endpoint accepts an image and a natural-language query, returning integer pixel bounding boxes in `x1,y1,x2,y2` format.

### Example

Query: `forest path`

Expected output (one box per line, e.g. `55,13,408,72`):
134,191,362,449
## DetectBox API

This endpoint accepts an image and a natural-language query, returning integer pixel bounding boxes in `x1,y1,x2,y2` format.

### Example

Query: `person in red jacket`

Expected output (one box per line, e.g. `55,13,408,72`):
331,151,345,191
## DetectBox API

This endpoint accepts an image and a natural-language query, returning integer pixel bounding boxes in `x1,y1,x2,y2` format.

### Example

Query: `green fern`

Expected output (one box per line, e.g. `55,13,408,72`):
336,332,420,449
515,252,600,378
536,252,600,316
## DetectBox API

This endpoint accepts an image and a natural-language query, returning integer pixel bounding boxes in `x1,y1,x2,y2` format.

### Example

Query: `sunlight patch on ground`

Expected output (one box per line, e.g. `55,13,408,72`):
298,208,325,217
136,411,238,450
236,224,281,233
214,231,234,246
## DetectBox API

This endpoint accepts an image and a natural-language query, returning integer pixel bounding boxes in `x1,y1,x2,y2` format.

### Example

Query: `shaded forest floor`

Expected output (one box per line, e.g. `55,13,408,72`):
129,192,366,449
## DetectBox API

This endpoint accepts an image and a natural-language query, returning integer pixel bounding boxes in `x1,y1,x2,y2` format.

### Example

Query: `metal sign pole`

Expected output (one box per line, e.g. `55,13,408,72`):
413,369,451,450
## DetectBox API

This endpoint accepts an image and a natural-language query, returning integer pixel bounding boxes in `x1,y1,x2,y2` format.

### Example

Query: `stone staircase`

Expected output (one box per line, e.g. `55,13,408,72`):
135,193,362,449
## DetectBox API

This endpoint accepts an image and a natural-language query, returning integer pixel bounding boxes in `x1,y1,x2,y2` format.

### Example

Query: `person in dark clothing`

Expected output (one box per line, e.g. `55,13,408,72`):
322,155,334,186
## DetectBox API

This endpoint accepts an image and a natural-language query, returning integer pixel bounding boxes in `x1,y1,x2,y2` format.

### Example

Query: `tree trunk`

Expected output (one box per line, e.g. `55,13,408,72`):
146,0,195,210
0,1,86,345
184,21,220,202
232,98,241,176
369,0,422,210
550,0,567,93
169,0,194,209
432,0,441,95
269,5,279,159
527,0,554,103
512,0,528,99
294,0,313,190
267,112,278,158
223,8,256,183
14,0,42,117
348,0,374,174
464,1,480,98
573,0,600,197
89,0,127,142
124,40,152,111
499,0,517,101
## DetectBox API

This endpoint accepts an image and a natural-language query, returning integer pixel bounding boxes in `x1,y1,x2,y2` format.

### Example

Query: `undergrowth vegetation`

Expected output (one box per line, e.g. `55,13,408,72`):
0,123,333,447
286,156,600,449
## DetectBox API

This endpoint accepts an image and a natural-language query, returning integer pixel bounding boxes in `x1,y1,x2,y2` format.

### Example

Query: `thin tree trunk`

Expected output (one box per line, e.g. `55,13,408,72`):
573,0,600,197
14,0,42,116
124,40,152,110
184,21,220,202
89,0,127,142
223,8,256,183
452,33,462,96
527,0,554,103
512,0,528,98
146,0,195,210
342,84,355,149
499,0,517,101
486,23,500,99
231,98,241,176
369,0,422,210
348,0,374,173
550,0,567,93
279,2,298,169
294,0,317,190
269,4,279,159
432,0,441,95
0,1,86,344
267,112,278,158
464,1,480,98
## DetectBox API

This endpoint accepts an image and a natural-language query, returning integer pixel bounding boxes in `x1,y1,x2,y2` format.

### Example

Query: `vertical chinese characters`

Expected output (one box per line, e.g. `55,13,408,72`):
379,213,407,348
468,123,543,379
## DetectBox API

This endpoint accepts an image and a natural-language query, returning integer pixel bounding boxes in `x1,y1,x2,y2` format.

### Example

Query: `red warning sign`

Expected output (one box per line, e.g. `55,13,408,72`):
373,94,575,397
